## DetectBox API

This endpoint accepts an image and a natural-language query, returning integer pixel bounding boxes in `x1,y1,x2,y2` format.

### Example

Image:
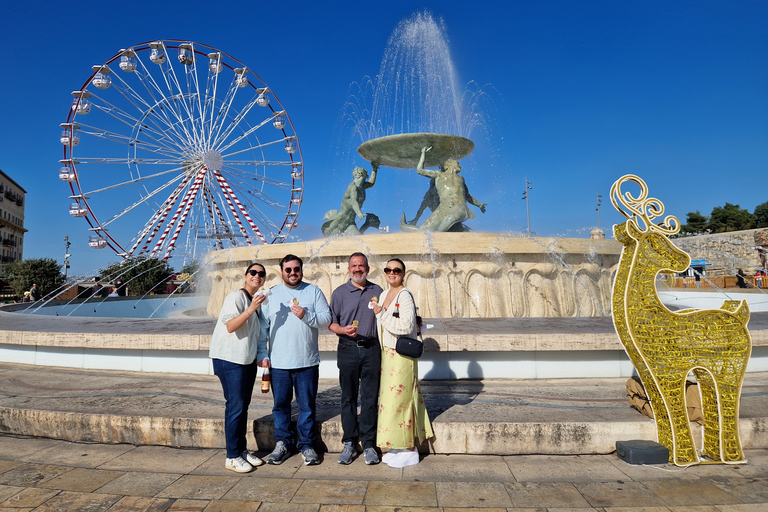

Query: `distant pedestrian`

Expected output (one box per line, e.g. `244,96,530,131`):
21,291,31,303
756,270,763,290
91,280,105,298
165,281,177,295
29,283,41,301
736,269,748,289
115,279,127,296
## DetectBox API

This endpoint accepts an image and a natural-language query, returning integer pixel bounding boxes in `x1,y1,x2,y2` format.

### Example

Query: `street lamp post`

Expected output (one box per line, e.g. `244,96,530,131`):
63,236,71,280
596,193,602,229
522,178,532,236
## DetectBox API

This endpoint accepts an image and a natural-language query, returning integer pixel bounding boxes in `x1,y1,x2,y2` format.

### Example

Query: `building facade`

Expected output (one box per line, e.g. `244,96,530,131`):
0,170,27,272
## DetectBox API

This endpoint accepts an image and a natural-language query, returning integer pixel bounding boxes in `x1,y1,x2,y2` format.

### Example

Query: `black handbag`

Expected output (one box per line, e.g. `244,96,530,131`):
393,290,423,358
395,335,423,358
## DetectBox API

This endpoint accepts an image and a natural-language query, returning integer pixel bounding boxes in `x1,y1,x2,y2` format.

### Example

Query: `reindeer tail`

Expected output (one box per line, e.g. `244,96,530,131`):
721,299,750,323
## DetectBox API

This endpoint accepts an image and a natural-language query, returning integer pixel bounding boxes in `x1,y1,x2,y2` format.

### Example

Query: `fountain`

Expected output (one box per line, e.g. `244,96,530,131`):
204,10,766,382
209,12,620,321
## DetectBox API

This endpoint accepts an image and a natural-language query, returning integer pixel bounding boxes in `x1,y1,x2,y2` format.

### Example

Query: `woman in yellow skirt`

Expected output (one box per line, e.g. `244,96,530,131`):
372,257,433,467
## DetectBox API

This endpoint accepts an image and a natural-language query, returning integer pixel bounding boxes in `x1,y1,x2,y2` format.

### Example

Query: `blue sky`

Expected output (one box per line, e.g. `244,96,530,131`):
1,1,765,276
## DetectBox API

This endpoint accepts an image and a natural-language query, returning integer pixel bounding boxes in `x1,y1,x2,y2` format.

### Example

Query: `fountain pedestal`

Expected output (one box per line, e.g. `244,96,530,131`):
206,232,621,319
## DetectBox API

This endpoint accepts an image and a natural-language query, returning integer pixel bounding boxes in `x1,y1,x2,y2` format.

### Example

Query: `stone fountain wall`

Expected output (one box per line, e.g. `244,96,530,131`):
205,233,621,319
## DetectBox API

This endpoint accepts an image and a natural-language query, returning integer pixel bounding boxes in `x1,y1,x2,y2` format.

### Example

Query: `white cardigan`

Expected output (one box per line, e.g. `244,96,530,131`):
375,287,418,349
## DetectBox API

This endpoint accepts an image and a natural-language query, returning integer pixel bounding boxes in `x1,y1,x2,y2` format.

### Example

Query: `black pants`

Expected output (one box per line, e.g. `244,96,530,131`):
336,339,381,449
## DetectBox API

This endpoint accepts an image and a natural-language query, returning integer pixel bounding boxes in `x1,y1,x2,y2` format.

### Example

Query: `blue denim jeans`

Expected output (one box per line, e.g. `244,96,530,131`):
271,365,319,451
212,358,258,459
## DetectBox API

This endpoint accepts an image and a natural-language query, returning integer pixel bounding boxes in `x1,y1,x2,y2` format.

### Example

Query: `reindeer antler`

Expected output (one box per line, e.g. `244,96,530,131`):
610,174,680,235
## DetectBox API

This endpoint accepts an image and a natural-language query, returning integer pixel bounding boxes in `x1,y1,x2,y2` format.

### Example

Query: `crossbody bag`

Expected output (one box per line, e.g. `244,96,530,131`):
392,289,424,358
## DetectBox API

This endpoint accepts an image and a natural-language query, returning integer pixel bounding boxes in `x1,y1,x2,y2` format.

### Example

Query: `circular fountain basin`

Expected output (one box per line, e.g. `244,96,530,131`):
10,295,208,319
357,133,474,168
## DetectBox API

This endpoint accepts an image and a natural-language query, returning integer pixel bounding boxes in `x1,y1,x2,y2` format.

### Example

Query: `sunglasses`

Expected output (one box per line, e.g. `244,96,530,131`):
383,267,404,275
283,266,302,274
246,270,266,277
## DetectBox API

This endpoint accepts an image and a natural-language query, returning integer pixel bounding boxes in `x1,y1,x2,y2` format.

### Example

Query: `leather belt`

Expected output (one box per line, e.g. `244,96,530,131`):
339,336,378,348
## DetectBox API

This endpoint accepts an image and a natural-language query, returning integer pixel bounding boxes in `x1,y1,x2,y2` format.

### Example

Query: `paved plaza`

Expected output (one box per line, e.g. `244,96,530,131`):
0,434,767,511
1,362,768,510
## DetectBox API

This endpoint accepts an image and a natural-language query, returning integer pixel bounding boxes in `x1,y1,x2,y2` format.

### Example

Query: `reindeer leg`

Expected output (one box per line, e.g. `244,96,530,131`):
692,369,721,460
714,367,748,463
658,374,699,466
640,375,675,457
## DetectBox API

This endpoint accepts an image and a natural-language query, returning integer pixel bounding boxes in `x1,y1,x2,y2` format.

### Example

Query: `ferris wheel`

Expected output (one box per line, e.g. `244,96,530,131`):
60,40,303,262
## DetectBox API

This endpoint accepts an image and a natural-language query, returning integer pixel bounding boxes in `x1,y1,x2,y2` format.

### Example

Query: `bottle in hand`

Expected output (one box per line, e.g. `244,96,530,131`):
261,367,271,393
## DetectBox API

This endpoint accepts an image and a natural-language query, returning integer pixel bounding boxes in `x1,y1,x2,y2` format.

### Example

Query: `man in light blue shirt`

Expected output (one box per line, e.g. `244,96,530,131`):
263,254,331,466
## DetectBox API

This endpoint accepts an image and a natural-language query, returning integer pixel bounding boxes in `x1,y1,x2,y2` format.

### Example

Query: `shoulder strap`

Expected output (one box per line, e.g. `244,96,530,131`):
396,289,423,340
240,288,253,302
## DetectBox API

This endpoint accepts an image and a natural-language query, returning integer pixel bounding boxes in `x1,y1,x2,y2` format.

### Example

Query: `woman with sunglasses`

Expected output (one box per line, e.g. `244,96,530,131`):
209,262,270,473
371,258,433,467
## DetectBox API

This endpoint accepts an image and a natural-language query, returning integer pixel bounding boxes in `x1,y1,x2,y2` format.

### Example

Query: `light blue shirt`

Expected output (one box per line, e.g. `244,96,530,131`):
262,281,331,369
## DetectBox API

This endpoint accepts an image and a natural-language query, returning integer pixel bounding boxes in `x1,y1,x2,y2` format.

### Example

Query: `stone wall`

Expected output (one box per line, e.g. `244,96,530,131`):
205,232,621,319
674,228,768,277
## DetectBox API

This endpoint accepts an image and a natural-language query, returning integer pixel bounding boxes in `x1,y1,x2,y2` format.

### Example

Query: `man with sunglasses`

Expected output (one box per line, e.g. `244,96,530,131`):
329,252,383,465
261,254,331,466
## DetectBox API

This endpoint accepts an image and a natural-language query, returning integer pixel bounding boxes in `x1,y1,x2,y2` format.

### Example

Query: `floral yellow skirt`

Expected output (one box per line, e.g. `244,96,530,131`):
377,346,434,450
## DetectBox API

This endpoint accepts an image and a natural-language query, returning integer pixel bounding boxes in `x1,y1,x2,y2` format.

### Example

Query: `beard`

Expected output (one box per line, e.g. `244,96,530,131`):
350,272,368,284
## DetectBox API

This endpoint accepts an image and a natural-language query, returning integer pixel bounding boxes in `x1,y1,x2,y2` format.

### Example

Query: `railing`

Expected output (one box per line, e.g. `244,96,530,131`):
672,276,762,289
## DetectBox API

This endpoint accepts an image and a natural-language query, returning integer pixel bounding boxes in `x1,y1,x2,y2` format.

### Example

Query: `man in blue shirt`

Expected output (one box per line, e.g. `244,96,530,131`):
262,254,331,466
329,253,383,465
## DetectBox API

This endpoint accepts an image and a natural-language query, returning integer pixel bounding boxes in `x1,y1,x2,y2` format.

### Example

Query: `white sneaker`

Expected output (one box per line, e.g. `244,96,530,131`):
382,448,405,464
242,451,265,467
385,448,420,468
225,456,254,473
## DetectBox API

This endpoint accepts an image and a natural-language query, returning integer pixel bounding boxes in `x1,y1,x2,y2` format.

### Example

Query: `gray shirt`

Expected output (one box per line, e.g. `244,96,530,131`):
209,288,267,365
330,280,383,341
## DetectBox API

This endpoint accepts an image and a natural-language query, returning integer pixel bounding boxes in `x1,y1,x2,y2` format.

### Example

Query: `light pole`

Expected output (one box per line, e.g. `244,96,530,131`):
596,193,602,229
63,236,71,280
522,178,532,236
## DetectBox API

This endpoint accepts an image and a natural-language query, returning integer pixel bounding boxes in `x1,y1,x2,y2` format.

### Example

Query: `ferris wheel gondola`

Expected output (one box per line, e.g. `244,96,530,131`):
60,40,304,262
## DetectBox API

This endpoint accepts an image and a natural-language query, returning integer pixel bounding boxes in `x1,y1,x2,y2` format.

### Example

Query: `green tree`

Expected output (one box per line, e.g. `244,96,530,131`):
99,255,175,295
708,203,756,233
181,260,200,276
3,258,64,300
754,201,768,228
681,210,709,234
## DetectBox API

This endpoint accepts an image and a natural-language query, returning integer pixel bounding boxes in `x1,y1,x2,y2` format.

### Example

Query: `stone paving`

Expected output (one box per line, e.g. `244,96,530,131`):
0,434,766,511
2,363,768,456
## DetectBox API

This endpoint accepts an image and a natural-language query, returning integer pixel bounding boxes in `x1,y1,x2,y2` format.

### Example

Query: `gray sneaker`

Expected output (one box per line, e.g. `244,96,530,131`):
364,447,380,465
268,441,290,465
301,447,320,466
338,441,356,465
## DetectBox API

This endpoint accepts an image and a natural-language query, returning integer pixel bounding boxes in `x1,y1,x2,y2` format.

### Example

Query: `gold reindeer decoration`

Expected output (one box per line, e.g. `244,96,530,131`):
611,174,752,466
